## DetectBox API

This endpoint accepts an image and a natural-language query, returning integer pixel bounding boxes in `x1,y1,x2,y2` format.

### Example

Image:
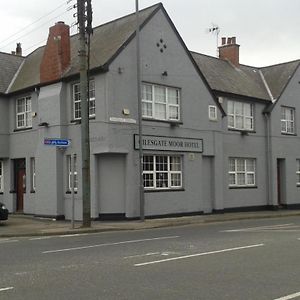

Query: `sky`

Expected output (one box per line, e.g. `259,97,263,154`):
0,0,299,67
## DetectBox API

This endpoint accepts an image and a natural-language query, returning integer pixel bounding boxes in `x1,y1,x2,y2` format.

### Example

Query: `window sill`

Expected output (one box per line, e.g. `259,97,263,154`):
70,117,96,124
142,118,182,126
14,127,33,132
144,188,185,193
228,128,255,134
281,132,297,136
229,185,257,189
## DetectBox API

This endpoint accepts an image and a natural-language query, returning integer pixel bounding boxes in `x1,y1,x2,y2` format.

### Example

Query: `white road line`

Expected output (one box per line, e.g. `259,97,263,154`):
134,243,264,267
221,223,294,232
0,287,14,292
43,235,180,254
0,239,19,244
124,252,160,259
274,291,300,300
59,233,89,238
29,237,53,241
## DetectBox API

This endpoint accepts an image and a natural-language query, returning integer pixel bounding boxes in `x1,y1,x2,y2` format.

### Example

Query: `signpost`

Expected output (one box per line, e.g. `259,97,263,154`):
44,138,75,228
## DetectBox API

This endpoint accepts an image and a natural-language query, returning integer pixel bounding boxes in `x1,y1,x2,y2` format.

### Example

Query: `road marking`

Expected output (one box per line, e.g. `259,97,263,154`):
134,243,264,267
29,237,53,241
274,291,300,300
124,252,160,259
222,223,294,232
0,287,14,292
59,233,89,238
0,239,19,244
43,235,180,254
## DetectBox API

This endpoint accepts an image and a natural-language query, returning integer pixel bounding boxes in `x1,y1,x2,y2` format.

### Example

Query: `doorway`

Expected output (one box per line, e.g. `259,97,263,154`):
277,158,286,207
14,159,26,212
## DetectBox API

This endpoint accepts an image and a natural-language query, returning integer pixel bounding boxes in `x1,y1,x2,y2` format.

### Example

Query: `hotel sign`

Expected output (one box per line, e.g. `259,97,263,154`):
134,135,203,153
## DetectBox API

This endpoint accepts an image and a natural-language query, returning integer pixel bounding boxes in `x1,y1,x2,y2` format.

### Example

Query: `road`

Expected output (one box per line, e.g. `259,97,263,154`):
1,216,300,300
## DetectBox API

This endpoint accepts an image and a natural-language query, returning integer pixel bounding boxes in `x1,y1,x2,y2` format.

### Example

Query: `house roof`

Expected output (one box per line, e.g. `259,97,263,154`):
0,52,24,94
8,3,161,94
191,52,300,103
261,60,300,100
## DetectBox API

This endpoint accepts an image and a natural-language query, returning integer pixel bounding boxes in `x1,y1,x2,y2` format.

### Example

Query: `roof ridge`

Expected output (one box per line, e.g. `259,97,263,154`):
260,59,300,69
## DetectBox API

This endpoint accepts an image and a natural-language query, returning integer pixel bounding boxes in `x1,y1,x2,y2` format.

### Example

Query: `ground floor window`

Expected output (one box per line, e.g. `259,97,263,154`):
229,157,256,187
297,159,300,185
0,161,3,192
67,155,78,192
143,155,182,190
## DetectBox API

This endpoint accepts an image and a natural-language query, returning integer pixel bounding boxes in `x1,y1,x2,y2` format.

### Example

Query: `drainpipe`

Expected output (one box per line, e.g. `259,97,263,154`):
264,112,273,206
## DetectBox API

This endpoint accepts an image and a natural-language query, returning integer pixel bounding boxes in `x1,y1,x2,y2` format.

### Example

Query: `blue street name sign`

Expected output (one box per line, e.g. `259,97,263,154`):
44,138,70,147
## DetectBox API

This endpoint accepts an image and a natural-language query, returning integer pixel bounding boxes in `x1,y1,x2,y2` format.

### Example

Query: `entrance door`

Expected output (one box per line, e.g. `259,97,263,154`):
277,159,285,207
15,159,26,212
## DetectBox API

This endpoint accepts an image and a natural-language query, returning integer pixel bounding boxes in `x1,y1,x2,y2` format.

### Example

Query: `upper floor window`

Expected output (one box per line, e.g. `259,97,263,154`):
143,155,182,190
208,105,217,121
229,157,256,187
0,161,3,192
142,83,180,121
227,100,253,131
73,80,95,120
16,96,32,129
281,106,295,134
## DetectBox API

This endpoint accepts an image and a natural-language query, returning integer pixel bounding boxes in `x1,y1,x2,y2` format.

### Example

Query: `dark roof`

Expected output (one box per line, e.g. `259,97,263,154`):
0,52,24,94
261,60,300,100
191,52,272,101
8,3,161,93
191,51,300,103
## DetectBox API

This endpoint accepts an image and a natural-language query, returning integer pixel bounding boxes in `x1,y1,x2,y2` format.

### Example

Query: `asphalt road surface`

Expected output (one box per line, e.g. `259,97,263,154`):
1,216,300,300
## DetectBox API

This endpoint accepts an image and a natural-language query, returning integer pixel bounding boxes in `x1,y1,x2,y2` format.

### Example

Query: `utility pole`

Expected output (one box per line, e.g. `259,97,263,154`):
77,0,92,227
136,0,144,221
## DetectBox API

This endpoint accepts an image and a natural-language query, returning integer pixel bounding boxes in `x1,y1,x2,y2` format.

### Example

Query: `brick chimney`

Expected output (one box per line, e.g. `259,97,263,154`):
40,21,71,83
218,36,240,67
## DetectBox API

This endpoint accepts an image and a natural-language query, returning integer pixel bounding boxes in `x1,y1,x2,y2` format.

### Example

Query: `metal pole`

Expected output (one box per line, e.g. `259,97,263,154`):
71,154,75,229
77,0,91,227
136,0,145,221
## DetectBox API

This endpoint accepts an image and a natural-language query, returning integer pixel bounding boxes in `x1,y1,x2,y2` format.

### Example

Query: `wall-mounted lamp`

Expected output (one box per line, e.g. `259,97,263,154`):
161,71,168,76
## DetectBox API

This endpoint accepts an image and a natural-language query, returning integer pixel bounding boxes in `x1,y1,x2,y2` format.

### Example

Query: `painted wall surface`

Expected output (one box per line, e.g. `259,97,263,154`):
221,97,269,209
269,65,300,206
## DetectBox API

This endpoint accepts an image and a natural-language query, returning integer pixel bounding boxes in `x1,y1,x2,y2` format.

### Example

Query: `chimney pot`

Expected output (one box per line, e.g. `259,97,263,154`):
221,37,226,45
227,37,232,44
16,43,22,56
232,37,236,44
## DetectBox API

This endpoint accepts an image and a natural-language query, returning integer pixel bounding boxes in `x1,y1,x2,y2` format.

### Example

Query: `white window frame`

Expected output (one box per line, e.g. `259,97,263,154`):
0,161,3,193
281,106,295,134
208,105,217,121
142,83,180,122
227,100,254,131
72,80,95,120
143,155,182,190
229,157,256,187
16,96,32,129
297,159,300,186
67,155,78,192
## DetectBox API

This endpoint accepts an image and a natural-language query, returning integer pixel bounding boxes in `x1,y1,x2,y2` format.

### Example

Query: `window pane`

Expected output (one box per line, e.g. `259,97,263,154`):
169,106,179,120
229,159,235,172
17,99,25,113
171,173,181,187
156,172,168,188
246,159,255,172
142,102,152,117
143,156,154,171
156,156,168,171
168,89,179,105
143,173,154,188
237,173,245,185
246,174,255,185
235,102,243,115
229,174,236,185
228,115,234,127
170,157,181,171
228,101,234,114
142,84,152,101
236,159,245,171
154,103,167,119
155,86,166,103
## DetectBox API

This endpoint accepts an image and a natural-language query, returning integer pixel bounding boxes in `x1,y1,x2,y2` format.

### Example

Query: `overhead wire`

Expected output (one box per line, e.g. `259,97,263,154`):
0,0,76,51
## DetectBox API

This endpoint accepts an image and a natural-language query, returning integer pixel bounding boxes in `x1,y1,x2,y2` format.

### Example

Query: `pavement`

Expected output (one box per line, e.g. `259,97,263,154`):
1,209,300,238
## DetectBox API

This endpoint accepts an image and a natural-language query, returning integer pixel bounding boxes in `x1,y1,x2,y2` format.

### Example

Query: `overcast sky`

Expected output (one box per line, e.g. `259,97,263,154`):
0,0,299,67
